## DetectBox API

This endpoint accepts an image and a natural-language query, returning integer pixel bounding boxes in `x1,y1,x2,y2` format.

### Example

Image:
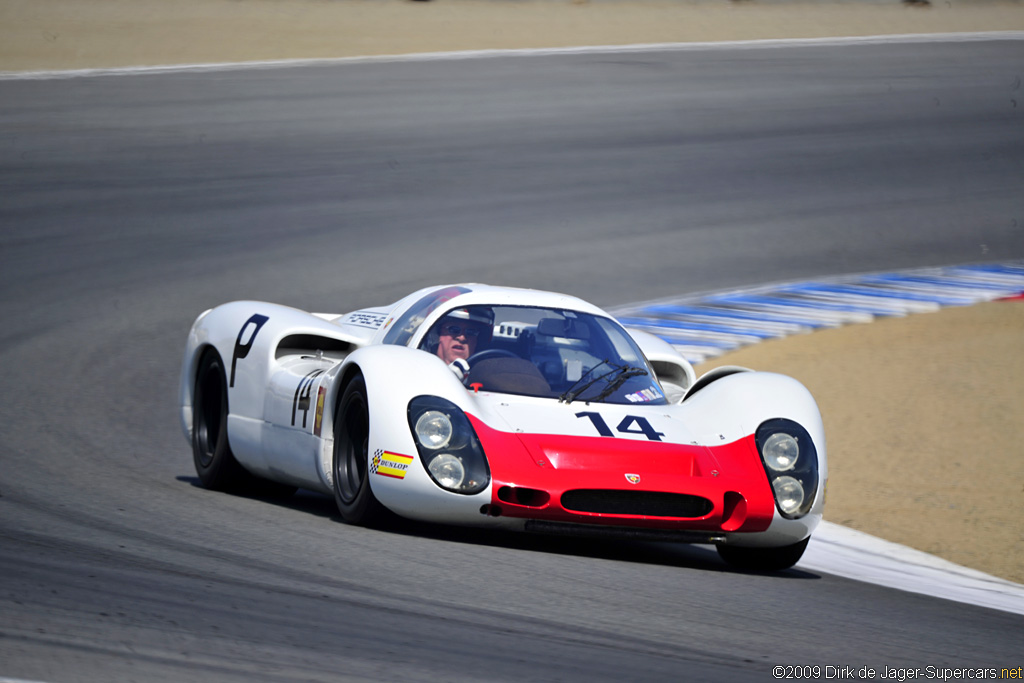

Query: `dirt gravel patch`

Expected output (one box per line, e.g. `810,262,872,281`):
3,0,1024,72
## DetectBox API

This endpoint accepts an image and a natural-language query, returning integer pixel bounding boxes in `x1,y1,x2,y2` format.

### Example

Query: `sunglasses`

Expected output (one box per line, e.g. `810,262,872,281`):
441,324,482,338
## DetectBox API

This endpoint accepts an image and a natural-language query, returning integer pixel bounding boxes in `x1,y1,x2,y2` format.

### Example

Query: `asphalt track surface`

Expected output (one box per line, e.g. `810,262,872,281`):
2,39,1023,681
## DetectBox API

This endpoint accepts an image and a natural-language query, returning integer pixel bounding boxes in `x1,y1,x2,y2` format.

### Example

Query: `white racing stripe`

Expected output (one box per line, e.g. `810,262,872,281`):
2,31,1023,81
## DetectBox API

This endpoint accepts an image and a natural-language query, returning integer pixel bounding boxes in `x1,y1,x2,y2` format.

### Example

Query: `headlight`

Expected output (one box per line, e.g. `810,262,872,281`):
427,453,465,489
756,419,819,519
762,433,799,472
408,396,489,495
772,476,804,515
414,410,453,450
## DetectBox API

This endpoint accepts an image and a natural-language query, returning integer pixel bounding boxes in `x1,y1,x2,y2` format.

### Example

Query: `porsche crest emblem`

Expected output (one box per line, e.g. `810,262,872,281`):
625,473,641,485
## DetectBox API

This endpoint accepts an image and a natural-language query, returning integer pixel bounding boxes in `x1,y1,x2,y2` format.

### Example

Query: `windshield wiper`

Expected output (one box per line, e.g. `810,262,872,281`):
590,366,648,403
559,360,613,404
559,362,647,405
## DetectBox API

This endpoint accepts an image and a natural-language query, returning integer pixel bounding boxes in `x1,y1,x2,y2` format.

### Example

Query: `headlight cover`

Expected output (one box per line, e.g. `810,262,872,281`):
762,433,799,472
414,410,453,450
755,419,818,519
408,396,489,495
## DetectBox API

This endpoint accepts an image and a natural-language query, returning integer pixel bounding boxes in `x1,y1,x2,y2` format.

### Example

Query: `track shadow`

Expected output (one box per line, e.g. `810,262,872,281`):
175,475,821,579
376,516,821,580
177,475,338,518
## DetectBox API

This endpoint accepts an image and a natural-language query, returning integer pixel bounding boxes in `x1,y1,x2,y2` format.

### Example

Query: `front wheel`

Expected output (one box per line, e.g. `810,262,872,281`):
332,375,387,526
716,537,809,572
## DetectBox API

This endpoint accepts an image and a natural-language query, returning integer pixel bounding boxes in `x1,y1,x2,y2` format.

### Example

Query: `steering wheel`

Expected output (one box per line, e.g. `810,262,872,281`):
466,349,518,366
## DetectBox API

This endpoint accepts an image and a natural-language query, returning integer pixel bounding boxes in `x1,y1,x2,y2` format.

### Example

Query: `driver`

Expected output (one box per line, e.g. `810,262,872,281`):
432,308,494,366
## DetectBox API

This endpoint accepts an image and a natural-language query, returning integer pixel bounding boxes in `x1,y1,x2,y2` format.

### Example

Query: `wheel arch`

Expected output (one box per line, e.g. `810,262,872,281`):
682,365,753,402
327,345,491,523
676,370,828,539
179,338,219,444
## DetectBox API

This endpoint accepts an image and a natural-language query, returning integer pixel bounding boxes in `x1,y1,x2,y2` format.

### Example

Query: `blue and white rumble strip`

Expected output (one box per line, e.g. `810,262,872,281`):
615,262,1024,364
614,260,1024,614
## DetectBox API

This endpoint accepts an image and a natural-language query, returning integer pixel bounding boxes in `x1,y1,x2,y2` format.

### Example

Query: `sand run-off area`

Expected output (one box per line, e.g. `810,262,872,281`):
3,0,1024,71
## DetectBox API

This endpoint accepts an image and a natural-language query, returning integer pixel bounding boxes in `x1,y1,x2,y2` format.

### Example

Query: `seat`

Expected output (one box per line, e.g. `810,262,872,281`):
467,358,551,396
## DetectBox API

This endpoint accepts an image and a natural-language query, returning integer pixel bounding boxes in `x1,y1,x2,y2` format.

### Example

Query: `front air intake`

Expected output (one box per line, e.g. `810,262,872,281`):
560,490,713,518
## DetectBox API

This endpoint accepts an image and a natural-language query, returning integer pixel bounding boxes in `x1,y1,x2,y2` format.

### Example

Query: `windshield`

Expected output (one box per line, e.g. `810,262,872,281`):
419,305,666,405
382,286,471,347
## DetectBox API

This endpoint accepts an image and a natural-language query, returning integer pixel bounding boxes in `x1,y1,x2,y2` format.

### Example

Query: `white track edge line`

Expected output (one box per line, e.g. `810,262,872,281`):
801,522,1024,616
2,31,1023,81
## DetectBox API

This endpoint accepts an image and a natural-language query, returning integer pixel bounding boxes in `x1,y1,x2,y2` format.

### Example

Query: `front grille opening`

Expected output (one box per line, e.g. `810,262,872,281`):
561,490,713,518
497,486,550,508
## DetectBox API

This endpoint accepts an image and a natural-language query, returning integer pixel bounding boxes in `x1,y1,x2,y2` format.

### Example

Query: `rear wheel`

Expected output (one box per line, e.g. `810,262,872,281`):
716,537,809,572
193,349,248,490
332,375,387,525
192,349,296,498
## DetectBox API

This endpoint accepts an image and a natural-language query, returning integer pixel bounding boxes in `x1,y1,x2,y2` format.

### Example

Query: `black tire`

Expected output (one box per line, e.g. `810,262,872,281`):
332,375,387,526
192,349,249,491
716,537,809,572
192,349,296,498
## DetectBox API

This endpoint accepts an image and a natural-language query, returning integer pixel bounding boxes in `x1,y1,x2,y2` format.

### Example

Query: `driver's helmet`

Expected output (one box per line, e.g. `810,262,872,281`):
423,306,495,354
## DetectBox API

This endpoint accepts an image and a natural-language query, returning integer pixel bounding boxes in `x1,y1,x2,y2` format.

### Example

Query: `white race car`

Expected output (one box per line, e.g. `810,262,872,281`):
179,284,826,570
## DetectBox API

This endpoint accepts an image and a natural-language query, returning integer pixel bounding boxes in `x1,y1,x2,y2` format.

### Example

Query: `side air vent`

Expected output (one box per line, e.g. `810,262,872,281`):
561,490,713,518
276,334,353,360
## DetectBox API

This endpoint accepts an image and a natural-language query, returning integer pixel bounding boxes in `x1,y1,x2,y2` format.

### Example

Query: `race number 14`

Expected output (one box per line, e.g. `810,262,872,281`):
575,412,665,441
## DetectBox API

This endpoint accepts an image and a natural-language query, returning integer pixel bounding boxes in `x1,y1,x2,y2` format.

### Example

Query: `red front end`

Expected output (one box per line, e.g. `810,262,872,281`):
469,415,776,535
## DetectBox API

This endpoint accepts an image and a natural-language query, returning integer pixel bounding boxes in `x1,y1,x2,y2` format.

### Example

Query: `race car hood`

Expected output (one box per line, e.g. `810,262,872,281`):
471,396,723,483
465,393,775,531
473,393,692,442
